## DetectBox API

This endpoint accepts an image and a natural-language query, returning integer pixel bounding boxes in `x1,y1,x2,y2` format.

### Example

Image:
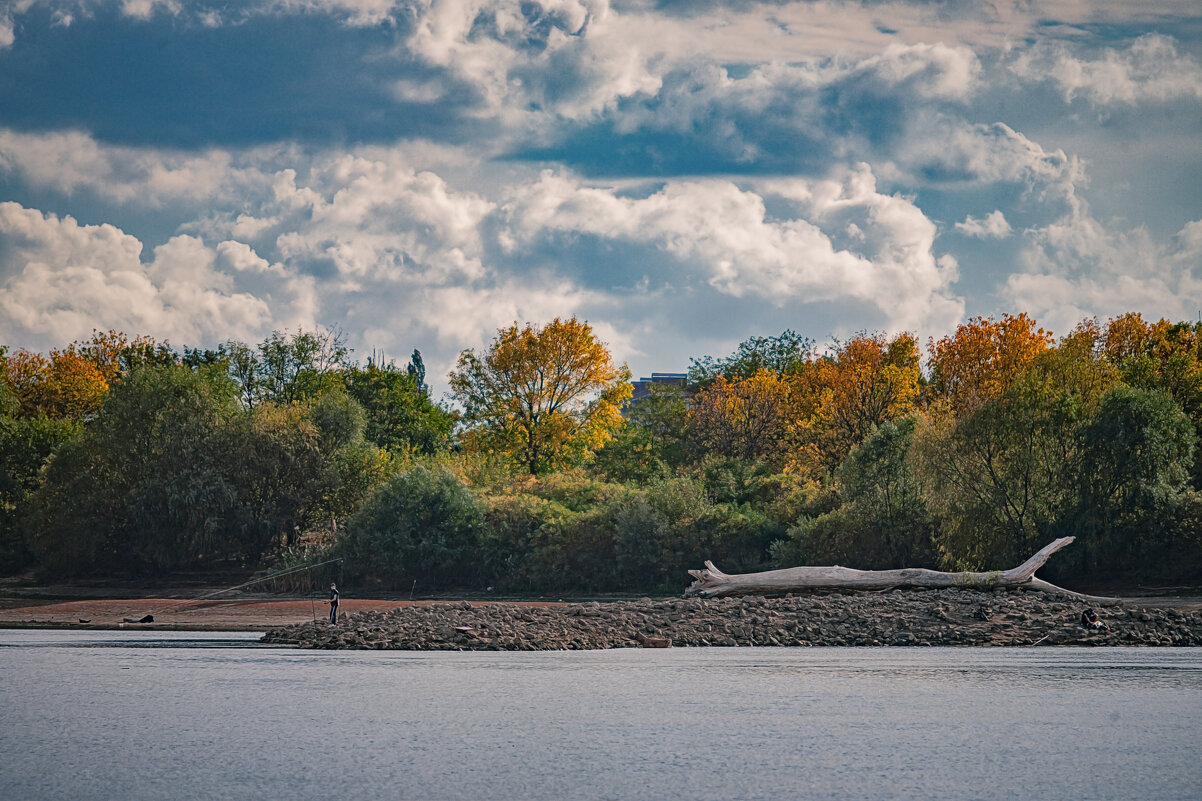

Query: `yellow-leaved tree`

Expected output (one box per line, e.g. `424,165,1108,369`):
450,317,632,475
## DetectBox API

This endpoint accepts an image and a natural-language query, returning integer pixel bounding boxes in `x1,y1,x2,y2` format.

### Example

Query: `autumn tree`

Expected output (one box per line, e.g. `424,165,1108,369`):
4,349,109,420
450,318,632,475
793,332,922,471
68,329,177,385
927,313,1053,412
690,370,793,464
1101,313,1202,487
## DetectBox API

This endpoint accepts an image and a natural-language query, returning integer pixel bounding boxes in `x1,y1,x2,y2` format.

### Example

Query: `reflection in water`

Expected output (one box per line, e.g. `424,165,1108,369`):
0,632,1199,801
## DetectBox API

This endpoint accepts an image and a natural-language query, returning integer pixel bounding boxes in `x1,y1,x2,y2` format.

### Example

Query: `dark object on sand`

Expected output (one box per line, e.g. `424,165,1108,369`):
122,614,155,623
1081,608,1111,631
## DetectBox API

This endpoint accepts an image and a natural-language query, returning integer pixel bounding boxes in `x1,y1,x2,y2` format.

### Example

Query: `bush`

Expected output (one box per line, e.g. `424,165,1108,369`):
339,464,483,589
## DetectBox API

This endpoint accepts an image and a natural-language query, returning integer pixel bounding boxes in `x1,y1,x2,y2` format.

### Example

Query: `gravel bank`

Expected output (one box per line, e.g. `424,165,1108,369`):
261,588,1202,649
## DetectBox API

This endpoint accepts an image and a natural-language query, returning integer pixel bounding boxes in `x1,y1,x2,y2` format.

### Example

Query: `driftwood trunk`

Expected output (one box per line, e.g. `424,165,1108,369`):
686,537,1118,603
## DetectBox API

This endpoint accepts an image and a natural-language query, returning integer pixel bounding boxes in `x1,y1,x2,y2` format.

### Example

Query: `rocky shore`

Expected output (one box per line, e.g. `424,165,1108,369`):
261,588,1202,649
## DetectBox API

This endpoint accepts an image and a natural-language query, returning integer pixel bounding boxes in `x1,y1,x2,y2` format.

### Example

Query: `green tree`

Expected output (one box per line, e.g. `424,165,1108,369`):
343,359,455,455
26,365,371,576
689,329,813,385
220,328,353,408
27,366,240,574
593,383,693,482
0,364,82,574
450,317,632,475
339,464,484,588
773,418,936,569
1072,386,1195,578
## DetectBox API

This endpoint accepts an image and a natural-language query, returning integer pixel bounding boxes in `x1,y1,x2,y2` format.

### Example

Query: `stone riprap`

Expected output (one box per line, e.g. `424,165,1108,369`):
260,589,1202,649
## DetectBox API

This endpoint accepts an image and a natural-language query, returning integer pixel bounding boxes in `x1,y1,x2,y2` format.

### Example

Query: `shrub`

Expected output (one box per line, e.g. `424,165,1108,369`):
339,464,483,589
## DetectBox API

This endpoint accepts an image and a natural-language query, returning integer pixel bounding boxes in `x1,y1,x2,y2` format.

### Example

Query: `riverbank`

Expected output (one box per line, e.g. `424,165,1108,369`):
0,597,566,631
262,588,1202,649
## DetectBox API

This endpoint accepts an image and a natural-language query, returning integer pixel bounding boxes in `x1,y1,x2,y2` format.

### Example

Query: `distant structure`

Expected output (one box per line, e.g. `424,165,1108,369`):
630,372,688,402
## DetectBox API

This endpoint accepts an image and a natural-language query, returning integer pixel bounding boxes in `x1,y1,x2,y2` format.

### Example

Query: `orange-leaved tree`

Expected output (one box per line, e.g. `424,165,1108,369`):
450,317,632,475
792,332,922,472
690,369,794,464
927,313,1053,412
4,349,109,419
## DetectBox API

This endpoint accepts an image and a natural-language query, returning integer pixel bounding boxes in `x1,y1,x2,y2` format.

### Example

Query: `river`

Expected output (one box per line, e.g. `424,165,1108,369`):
1,631,1199,800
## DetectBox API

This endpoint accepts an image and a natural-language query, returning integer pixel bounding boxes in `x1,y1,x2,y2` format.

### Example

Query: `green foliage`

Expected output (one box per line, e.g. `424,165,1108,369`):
27,365,238,574
11,314,1202,591
0,413,82,574
218,328,353,408
912,349,1112,570
1068,386,1195,577
689,329,813,385
772,419,936,569
342,361,454,455
25,365,376,576
592,383,695,483
339,464,484,589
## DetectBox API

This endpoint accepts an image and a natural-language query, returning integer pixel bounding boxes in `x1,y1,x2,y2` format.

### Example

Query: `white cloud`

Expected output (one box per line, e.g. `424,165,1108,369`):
858,42,981,101
893,119,1084,194
502,165,963,333
120,0,180,20
956,210,1012,239
1011,34,1202,106
0,202,276,349
1005,208,1202,336
0,129,273,206
0,13,14,48
264,149,495,284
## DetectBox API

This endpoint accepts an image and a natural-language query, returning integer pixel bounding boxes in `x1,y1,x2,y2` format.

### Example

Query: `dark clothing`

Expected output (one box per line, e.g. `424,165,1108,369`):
1081,608,1109,631
329,587,340,625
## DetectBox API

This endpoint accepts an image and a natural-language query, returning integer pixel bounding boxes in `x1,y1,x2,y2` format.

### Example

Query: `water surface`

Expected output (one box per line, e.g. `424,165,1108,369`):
1,631,1199,800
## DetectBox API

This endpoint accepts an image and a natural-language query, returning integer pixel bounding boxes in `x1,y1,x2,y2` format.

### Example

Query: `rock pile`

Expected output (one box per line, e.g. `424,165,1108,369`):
260,589,1202,650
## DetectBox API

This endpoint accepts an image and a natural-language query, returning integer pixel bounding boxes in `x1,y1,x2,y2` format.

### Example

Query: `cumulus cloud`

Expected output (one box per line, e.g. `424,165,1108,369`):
892,119,1084,194
0,129,273,206
1005,208,1202,336
255,150,495,285
1011,34,1202,106
956,210,1012,239
502,165,963,333
0,202,279,349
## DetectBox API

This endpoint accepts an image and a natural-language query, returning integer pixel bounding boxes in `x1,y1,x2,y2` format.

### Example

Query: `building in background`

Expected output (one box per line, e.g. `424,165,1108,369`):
630,372,687,402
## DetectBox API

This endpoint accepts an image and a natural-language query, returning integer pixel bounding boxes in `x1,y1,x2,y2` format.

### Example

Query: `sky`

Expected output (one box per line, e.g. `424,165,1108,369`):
1,1,1200,397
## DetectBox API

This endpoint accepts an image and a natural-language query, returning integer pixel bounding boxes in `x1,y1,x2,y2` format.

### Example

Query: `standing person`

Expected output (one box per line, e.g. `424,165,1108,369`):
327,582,340,626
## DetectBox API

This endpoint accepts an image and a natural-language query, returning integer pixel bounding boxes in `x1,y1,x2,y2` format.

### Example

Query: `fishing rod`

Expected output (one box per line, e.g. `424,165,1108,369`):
146,557,345,617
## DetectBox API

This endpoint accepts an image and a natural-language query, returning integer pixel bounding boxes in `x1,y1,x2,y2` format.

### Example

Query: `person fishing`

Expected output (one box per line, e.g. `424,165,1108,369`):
327,582,340,626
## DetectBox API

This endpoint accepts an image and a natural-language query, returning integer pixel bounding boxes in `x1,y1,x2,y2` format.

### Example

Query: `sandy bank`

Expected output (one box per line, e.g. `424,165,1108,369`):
0,597,564,631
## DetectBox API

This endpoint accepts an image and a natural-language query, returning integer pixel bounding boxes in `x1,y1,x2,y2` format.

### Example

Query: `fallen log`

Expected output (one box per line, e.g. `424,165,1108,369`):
686,537,1120,604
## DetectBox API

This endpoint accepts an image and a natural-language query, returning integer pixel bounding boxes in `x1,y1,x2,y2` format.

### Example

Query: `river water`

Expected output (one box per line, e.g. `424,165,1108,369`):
1,631,1199,801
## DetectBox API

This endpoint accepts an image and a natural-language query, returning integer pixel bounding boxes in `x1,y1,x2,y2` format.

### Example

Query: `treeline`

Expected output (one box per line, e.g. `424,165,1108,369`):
2,313,1201,593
